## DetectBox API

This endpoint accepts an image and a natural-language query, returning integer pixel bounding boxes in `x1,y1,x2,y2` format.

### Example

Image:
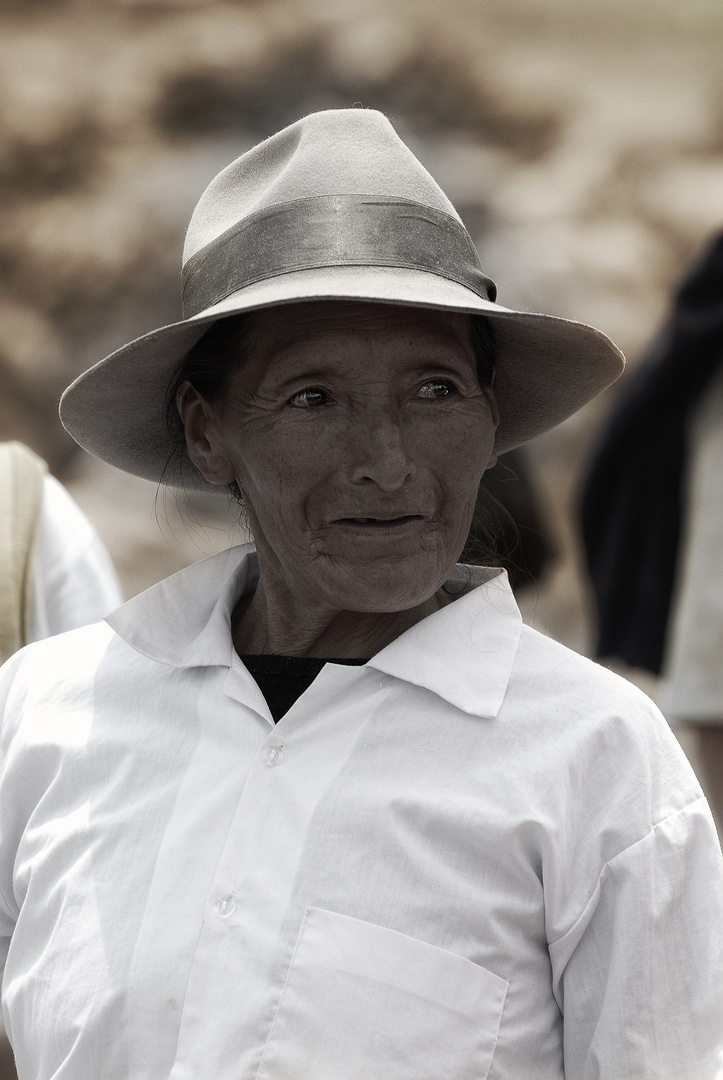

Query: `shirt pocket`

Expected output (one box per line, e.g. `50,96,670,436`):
256,906,509,1080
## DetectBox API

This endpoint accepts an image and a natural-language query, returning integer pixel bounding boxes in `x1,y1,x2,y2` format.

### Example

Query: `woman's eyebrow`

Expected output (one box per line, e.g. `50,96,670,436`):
258,362,343,391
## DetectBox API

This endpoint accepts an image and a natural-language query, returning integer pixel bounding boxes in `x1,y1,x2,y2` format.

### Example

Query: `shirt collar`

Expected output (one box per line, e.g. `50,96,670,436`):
107,544,522,718
367,565,522,717
106,543,260,669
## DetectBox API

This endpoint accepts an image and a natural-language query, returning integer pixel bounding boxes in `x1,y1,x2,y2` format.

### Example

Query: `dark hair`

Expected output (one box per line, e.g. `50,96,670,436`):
163,308,509,568
469,314,495,388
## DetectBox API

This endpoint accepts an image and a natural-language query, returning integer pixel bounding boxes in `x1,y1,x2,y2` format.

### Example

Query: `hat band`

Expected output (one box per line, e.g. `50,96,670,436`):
182,194,497,318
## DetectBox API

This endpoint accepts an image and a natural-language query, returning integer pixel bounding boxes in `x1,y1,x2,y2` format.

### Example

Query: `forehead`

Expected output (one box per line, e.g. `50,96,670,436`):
245,300,474,365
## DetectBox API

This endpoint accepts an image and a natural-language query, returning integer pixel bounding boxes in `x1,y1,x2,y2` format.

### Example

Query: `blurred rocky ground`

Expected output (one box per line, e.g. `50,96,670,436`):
1,0,722,704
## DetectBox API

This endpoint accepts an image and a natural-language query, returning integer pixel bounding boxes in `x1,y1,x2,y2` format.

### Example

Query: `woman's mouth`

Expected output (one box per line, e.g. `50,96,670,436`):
334,515,425,530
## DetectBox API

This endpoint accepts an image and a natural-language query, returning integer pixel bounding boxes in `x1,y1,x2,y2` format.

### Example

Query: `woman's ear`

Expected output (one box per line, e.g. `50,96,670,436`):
175,381,237,485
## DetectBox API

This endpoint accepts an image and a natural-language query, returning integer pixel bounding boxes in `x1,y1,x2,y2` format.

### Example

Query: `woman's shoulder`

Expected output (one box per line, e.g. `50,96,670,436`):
3,618,115,675
0,621,118,730
513,621,661,718
507,622,703,824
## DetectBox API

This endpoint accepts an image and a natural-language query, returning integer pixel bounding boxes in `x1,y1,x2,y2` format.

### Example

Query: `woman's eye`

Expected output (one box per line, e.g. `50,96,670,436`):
417,380,453,400
288,388,334,408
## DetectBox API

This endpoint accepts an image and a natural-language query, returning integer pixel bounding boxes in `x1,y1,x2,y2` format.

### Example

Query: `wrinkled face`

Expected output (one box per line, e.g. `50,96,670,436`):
186,300,499,615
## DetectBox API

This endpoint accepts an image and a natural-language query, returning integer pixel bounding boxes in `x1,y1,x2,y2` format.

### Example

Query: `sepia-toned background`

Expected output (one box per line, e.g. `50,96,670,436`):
2,0,722,711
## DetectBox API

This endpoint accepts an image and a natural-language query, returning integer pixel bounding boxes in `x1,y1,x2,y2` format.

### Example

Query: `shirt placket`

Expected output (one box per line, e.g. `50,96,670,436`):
124,664,271,1080
168,662,377,1080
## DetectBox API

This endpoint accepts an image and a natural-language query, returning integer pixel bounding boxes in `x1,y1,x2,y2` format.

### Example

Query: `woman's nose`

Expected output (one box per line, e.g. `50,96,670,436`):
347,416,416,490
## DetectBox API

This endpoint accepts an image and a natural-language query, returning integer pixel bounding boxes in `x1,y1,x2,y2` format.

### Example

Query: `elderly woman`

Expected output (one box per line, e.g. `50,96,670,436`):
0,109,721,1080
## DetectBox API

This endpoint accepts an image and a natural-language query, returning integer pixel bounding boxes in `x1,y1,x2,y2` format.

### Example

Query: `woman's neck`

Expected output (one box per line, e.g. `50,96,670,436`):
231,580,447,659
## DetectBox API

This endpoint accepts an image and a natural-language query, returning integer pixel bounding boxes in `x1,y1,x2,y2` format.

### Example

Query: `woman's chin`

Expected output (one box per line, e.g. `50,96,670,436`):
315,551,452,615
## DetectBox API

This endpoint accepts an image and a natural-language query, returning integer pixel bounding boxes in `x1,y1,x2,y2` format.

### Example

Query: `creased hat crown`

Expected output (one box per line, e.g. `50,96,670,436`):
183,109,461,265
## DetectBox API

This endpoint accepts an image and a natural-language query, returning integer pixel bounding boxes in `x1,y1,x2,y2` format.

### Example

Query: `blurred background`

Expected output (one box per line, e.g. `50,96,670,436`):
1,0,722,700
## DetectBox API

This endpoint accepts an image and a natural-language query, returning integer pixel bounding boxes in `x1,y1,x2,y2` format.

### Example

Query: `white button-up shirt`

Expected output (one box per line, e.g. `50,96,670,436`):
0,544,721,1080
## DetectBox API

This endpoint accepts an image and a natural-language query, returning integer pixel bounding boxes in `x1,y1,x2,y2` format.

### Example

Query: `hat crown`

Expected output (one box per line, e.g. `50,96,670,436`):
183,109,461,265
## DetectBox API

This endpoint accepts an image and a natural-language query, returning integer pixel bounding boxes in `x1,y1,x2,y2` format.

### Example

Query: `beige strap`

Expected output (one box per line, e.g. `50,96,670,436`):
0,442,47,664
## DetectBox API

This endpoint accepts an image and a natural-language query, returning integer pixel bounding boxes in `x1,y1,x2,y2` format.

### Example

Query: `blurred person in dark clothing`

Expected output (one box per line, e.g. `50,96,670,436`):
581,230,723,826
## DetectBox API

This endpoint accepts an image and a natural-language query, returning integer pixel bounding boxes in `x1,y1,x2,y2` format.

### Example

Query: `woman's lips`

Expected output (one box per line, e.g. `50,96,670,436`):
331,515,426,532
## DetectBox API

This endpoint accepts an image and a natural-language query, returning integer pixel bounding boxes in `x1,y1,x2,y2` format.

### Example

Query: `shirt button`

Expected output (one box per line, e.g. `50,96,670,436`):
214,894,236,919
261,742,285,767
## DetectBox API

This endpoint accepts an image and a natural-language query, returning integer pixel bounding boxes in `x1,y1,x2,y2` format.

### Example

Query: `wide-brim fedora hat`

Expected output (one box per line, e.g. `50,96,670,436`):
60,108,624,484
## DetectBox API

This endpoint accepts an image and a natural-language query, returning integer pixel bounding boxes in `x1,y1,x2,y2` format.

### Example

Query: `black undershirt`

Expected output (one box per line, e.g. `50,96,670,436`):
240,654,370,723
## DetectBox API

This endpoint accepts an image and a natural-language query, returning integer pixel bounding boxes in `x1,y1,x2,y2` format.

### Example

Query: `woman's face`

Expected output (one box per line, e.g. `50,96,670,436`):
182,300,499,616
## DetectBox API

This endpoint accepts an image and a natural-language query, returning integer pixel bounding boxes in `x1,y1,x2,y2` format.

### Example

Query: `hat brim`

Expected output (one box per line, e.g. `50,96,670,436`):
59,265,624,485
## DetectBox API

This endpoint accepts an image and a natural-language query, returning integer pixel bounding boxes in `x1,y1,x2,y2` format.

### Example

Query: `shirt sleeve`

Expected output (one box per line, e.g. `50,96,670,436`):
549,797,723,1080
27,476,122,642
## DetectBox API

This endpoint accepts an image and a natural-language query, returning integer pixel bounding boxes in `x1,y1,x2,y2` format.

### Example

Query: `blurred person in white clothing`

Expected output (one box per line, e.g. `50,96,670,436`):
0,441,121,664
28,472,121,643
0,441,121,1078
